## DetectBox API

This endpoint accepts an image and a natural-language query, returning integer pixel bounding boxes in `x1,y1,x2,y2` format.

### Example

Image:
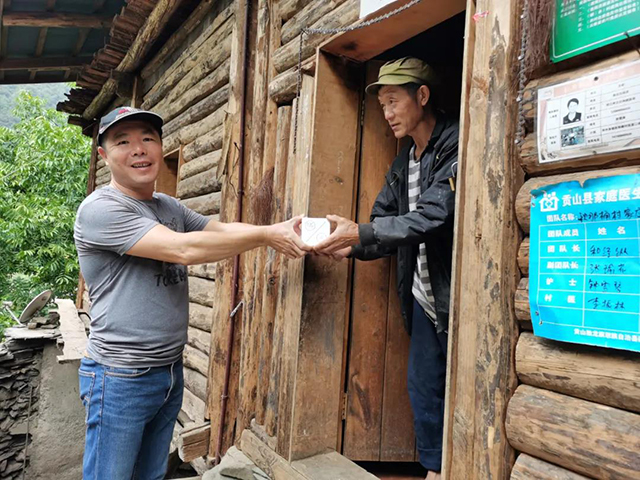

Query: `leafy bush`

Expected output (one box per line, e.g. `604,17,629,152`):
0,91,91,337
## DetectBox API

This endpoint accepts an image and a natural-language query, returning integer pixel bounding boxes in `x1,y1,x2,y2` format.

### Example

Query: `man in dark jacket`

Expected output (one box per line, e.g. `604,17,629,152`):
314,57,458,480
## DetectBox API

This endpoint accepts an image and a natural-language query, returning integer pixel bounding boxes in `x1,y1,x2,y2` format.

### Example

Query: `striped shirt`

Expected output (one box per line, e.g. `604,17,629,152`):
408,144,437,320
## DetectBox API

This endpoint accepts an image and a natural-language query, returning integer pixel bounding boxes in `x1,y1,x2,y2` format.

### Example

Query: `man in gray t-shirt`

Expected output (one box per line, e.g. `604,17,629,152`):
74,106,308,480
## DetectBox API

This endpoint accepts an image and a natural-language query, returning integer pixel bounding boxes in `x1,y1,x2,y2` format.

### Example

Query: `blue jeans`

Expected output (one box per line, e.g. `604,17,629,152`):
408,299,448,472
78,357,184,480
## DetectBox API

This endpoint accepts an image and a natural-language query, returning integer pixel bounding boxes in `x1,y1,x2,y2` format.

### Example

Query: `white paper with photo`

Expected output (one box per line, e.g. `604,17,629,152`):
536,60,640,164
301,217,330,246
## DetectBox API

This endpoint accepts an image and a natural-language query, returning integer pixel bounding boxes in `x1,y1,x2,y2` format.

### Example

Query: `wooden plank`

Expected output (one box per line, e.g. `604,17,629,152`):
207,0,247,457
380,259,415,461
275,76,317,459
342,61,392,461
443,2,522,478
257,107,291,429
285,54,361,461
516,332,640,413
511,454,590,480
505,385,640,479
241,429,378,480
293,450,379,480
234,0,267,443
253,0,283,428
441,0,476,471
515,166,640,234
178,423,211,462
321,0,465,62
55,298,88,364
250,418,277,451
3,12,112,28
265,104,296,437
240,429,308,480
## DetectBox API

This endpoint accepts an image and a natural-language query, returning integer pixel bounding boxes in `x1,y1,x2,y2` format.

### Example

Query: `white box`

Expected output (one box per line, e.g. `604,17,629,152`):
301,218,331,246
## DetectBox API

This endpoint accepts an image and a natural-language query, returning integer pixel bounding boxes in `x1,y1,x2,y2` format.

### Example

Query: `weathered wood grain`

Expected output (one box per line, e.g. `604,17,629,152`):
510,454,590,480
188,276,216,307
188,302,213,332
188,326,211,356
178,422,210,462
272,0,359,74
180,150,221,181
516,332,640,413
506,385,640,479
180,191,222,216
443,3,522,478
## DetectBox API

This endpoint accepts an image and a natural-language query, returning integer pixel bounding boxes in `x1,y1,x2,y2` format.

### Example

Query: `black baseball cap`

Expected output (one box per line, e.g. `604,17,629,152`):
98,106,164,145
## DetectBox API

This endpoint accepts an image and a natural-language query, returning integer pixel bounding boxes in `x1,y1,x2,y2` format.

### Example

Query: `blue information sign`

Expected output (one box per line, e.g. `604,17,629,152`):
529,173,640,353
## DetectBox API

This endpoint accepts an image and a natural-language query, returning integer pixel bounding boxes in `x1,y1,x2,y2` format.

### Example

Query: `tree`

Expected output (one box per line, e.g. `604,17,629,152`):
0,91,91,336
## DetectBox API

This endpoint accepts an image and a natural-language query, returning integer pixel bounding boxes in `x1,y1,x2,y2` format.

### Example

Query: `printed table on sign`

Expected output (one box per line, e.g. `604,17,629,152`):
529,173,640,352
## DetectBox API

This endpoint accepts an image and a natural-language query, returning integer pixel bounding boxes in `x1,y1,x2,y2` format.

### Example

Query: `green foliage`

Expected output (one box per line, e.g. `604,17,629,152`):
0,91,91,337
0,84,72,128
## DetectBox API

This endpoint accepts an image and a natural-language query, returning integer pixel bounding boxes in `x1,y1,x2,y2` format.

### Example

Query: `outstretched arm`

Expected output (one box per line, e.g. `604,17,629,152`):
127,216,308,265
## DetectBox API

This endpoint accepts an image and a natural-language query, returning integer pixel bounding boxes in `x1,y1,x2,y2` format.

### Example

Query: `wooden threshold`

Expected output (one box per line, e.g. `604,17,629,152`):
240,430,378,480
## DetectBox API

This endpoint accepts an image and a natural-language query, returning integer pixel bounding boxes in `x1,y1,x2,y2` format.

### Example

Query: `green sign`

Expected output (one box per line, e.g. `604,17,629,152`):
552,0,640,63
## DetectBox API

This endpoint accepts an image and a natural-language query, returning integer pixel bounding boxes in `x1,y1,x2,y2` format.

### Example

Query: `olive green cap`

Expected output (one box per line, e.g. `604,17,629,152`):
366,57,437,95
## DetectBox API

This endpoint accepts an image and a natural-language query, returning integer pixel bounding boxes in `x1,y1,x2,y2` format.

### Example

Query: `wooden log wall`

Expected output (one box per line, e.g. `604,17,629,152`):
506,31,640,479
204,0,364,461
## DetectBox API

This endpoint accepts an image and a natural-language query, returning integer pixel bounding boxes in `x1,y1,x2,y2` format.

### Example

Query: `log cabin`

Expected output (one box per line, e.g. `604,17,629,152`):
4,0,639,478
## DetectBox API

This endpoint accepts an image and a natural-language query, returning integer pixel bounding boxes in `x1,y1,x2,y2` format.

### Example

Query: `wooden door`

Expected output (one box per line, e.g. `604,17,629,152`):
341,62,416,462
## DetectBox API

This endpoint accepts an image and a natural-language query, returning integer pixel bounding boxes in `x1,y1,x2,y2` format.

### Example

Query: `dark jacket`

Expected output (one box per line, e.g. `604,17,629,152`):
352,115,458,334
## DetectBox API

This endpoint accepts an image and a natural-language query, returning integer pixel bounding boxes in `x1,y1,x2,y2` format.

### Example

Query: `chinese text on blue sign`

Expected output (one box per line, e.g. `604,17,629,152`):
529,174,640,352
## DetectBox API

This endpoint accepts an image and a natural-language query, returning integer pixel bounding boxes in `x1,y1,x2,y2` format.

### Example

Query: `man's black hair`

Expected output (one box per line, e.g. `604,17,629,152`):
567,98,579,107
399,82,435,109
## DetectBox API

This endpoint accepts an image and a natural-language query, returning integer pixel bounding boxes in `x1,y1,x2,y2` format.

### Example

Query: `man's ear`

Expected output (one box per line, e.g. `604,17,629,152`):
97,145,108,164
418,85,431,107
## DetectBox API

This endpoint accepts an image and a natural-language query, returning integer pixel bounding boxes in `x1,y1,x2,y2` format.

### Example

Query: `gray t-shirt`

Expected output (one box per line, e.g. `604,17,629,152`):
74,186,209,368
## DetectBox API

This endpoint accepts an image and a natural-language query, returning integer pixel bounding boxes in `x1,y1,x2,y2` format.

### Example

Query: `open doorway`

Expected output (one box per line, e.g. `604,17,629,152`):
336,10,466,479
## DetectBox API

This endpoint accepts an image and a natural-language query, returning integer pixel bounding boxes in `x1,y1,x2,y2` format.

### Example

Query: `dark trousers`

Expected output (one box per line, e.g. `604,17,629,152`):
408,299,448,472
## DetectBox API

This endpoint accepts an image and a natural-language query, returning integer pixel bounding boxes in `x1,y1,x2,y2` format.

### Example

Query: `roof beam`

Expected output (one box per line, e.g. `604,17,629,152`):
31,0,55,80
3,12,112,29
0,56,88,71
0,69,81,84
